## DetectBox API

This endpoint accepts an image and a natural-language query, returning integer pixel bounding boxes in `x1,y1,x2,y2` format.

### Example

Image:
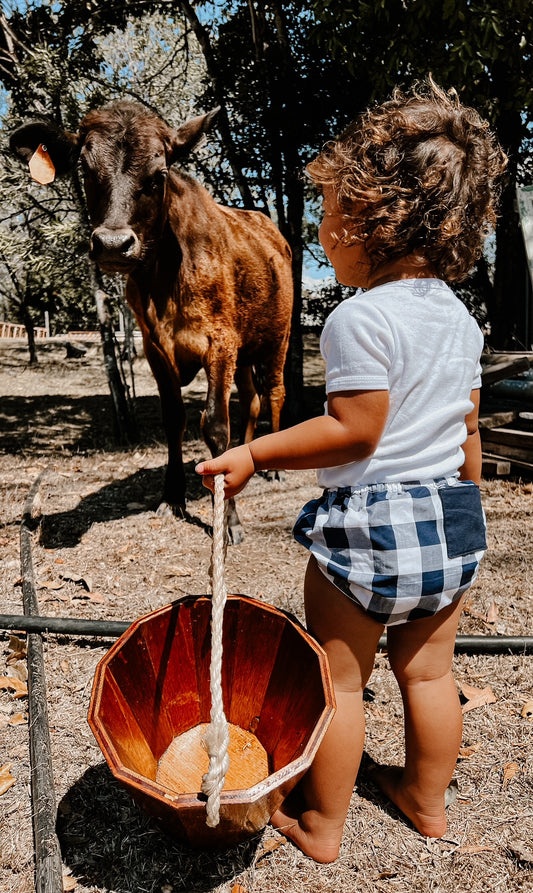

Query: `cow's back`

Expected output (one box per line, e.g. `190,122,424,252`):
163,177,293,352
219,205,293,335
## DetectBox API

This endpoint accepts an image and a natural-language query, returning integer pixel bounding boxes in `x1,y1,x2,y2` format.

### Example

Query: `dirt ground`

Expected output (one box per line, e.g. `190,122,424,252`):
0,336,532,893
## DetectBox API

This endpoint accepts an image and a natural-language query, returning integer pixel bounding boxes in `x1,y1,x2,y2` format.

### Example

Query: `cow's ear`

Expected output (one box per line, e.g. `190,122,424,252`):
9,120,80,180
169,107,221,162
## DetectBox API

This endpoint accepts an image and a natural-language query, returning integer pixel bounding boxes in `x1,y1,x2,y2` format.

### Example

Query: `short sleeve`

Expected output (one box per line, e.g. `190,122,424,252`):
469,314,485,391
320,296,394,394
470,319,484,390
472,361,482,390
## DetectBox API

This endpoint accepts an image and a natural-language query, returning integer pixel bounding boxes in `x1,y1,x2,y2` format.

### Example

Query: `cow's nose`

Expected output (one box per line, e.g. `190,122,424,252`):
91,227,139,260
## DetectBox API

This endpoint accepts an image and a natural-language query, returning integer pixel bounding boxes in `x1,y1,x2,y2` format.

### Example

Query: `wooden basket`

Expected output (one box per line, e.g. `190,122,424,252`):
88,594,335,848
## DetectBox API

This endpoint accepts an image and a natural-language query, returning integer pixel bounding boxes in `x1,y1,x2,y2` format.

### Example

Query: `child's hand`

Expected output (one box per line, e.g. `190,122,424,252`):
195,445,256,499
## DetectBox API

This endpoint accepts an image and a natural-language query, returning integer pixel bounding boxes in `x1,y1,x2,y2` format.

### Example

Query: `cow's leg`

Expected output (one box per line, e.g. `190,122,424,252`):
201,355,244,544
144,343,187,517
158,384,188,517
234,364,261,444
267,378,286,434
262,350,288,482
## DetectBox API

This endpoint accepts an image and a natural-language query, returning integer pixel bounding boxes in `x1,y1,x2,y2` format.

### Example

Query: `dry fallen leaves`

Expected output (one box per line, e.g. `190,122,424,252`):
231,885,248,893
486,601,499,623
72,588,105,604
5,659,27,683
62,876,77,891
89,590,105,603
163,565,193,578
502,761,520,788
0,676,28,698
0,762,16,796
41,590,70,603
444,778,459,808
458,742,482,759
521,699,533,719
462,601,499,624
7,635,26,661
256,835,287,863
460,682,497,714
60,570,93,591
508,841,533,864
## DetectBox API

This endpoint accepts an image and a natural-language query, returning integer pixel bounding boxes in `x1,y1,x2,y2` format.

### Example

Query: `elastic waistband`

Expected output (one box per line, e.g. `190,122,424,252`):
327,475,461,498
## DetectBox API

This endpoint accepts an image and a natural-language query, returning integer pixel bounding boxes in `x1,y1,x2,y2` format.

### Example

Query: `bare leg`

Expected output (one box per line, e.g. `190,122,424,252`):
271,556,384,862
373,596,465,838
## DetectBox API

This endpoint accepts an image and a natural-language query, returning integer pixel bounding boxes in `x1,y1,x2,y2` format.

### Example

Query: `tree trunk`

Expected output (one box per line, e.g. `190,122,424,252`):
178,0,258,210
119,298,137,400
491,178,528,349
259,1,305,424
489,63,528,349
94,278,138,445
282,175,305,424
22,303,37,365
177,0,305,423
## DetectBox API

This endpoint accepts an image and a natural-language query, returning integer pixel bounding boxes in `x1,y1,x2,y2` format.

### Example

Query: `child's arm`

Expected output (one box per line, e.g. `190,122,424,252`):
196,389,389,498
458,389,482,485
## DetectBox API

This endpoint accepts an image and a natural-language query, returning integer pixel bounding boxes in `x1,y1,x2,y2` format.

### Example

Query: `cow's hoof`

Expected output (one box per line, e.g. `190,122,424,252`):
156,501,186,519
264,469,286,483
228,522,244,546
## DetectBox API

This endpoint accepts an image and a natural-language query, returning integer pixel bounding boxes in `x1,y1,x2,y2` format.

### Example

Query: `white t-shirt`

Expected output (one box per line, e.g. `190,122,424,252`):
317,278,483,488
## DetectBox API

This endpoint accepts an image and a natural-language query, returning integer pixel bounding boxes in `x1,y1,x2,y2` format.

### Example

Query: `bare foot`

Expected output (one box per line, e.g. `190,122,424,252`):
270,794,344,863
370,766,447,838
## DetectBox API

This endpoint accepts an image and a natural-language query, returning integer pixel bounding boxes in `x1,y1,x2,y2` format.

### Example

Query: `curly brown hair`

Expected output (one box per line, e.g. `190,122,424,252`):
307,78,507,282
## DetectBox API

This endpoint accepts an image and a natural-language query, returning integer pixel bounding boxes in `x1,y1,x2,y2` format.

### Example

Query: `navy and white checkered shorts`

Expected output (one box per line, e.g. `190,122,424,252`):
293,477,487,626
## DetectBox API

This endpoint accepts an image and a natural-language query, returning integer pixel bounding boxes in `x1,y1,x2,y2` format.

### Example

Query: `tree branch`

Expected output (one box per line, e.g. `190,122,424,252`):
177,0,257,209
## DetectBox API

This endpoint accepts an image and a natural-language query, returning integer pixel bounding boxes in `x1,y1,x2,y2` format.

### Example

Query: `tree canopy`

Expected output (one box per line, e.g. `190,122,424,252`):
0,0,532,362
0,7,211,341
310,0,533,345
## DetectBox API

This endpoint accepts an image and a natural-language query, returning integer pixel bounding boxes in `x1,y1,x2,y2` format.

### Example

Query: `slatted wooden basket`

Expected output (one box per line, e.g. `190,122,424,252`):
88,594,335,848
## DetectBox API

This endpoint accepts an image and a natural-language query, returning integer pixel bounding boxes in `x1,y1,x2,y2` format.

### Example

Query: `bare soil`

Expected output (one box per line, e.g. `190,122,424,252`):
0,336,532,893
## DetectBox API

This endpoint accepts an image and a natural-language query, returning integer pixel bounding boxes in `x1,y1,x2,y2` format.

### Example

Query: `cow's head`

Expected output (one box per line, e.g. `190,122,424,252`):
10,101,220,273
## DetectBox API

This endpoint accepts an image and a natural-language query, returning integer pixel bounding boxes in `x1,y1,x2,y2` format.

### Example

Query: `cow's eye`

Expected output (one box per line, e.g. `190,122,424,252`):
143,169,168,194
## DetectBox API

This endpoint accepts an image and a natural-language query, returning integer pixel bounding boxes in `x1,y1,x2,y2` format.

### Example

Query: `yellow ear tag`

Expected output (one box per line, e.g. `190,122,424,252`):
28,143,55,185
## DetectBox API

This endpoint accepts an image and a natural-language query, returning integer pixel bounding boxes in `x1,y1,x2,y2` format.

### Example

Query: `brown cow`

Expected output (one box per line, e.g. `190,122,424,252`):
10,102,293,542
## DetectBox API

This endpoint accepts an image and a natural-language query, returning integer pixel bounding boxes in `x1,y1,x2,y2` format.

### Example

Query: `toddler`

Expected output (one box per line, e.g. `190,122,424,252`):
196,78,507,862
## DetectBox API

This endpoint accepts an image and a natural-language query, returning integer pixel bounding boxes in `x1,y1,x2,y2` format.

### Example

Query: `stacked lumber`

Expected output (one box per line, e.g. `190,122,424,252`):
481,415,533,475
480,352,533,477
481,351,532,386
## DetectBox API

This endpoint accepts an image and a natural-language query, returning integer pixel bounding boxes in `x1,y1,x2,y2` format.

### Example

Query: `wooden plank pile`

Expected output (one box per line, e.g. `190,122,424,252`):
480,352,533,477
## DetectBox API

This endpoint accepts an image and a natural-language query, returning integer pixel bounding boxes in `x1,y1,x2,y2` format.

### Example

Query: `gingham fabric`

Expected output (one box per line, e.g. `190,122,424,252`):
293,478,486,626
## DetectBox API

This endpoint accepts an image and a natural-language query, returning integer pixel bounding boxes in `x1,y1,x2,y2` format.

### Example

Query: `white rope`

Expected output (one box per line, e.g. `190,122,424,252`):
201,472,230,826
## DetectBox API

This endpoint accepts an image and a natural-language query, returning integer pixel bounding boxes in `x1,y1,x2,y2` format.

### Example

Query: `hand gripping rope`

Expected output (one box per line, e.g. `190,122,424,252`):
201,473,230,826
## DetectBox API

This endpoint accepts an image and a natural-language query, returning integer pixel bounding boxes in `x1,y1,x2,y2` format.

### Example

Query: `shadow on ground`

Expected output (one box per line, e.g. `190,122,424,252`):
57,764,260,893
0,393,178,454
36,460,209,548
0,384,325,458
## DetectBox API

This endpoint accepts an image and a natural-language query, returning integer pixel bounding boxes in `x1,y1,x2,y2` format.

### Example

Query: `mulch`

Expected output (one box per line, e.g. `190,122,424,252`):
0,338,532,893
